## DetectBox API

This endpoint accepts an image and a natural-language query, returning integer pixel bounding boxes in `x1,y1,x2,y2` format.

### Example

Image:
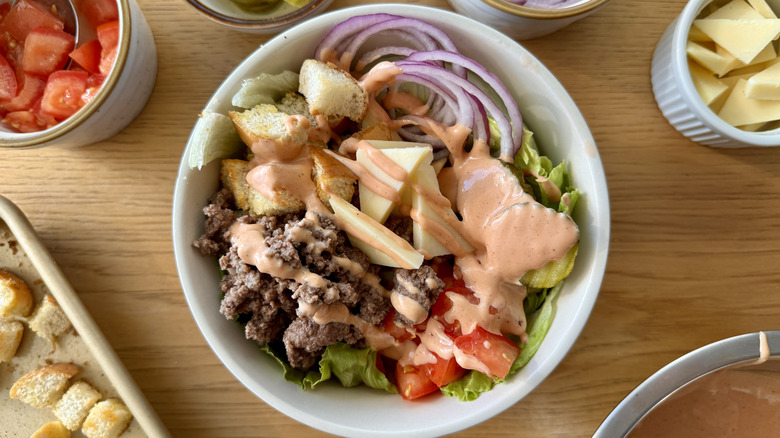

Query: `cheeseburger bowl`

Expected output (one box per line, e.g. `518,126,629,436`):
172,4,609,437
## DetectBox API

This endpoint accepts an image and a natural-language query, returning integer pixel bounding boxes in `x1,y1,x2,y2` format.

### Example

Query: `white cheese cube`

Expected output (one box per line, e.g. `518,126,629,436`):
745,62,780,100
693,18,780,64
718,78,780,125
706,0,763,19
747,0,777,18
689,61,729,105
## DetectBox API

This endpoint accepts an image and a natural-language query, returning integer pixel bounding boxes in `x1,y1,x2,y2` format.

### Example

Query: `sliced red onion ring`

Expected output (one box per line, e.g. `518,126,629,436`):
314,13,398,62
405,50,523,154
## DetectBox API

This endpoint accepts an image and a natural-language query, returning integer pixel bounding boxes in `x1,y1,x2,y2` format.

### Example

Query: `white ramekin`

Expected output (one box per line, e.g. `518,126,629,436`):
0,0,158,149
447,0,611,40
650,0,780,148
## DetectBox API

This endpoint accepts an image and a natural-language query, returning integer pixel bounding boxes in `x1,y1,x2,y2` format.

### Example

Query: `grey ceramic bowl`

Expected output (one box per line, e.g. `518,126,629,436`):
184,0,334,34
594,330,780,437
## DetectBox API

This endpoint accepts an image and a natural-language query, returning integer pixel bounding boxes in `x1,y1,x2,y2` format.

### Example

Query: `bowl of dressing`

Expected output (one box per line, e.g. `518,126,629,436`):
447,0,611,40
595,331,780,437
184,0,334,34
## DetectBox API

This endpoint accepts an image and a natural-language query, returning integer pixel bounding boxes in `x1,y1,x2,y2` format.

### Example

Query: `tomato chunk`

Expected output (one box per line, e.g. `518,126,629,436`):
96,20,119,50
80,73,104,106
39,70,88,119
0,73,45,112
395,362,439,401
22,27,74,76
454,326,521,380
3,103,55,132
382,309,415,343
430,278,478,337
0,53,18,100
69,39,102,74
421,355,467,387
0,0,64,43
81,0,119,29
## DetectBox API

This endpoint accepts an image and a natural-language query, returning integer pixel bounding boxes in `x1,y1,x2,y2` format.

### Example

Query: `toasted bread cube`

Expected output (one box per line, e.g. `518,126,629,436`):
0,318,24,362
30,421,71,438
10,362,80,408
299,59,368,122
228,103,309,148
81,399,133,438
53,381,103,430
220,147,356,217
0,268,34,318
28,295,72,345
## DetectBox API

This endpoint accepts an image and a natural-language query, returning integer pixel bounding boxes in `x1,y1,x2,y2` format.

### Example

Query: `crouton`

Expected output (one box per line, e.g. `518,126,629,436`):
350,123,395,142
299,59,368,122
228,103,309,149
221,159,305,216
30,421,71,438
309,146,357,208
221,147,357,217
81,398,133,438
0,318,24,362
28,295,71,346
53,381,103,431
9,362,80,408
275,91,315,124
0,268,33,318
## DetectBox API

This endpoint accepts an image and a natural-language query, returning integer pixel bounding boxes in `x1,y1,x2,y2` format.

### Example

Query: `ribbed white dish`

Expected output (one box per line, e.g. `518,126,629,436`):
0,0,157,149
650,0,780,148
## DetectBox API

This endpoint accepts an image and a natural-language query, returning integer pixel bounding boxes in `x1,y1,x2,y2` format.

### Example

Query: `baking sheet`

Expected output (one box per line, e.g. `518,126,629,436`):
0,195,169,438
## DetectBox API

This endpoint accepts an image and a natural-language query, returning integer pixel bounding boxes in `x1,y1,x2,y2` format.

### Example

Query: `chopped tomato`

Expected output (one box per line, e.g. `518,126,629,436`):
39,70,88,119
69,39,102,74
96,20,119,50
80,73,104,105
0,2,11,21
382,309,415,343
98,46,116,76
22,27,74,76
0,0,64,43
430,278,478,337
0,53,17,100
81,0,119,29
421,355,467,387
3,102,55,132
0,73,45,112
395,362,439,401
453,326,521,380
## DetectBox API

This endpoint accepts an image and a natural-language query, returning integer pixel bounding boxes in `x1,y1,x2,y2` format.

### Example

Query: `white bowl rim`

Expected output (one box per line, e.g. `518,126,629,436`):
670,0,780,147
594,330,780,437
172,4,611,436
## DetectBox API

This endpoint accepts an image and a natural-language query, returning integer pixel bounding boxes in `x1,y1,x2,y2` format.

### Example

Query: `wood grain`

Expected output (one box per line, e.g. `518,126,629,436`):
2,0,780,436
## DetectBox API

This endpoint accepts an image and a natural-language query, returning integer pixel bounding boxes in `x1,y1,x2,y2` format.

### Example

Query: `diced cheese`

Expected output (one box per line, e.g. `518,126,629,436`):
330,195,424,269
718,78,780,125
356,145,432,223
745,62,780,99
706,0,763,19
410,164,474,258
688,25,713,42
693,18,780,63
746,0,777,18
689,61,729,105
687,41,737,76
726,56,780,77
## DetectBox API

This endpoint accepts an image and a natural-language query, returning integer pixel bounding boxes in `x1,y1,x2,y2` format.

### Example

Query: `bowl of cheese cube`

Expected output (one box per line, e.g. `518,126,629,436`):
651,0,780,147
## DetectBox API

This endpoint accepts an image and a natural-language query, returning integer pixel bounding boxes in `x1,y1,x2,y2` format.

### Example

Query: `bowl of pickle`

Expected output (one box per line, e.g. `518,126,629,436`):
184,0,335,34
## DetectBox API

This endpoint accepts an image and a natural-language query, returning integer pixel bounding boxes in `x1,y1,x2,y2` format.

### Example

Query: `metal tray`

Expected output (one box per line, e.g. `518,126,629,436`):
0,195,169,437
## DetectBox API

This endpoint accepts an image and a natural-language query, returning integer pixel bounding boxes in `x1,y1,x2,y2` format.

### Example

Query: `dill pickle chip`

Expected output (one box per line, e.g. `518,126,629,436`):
521,242,578,289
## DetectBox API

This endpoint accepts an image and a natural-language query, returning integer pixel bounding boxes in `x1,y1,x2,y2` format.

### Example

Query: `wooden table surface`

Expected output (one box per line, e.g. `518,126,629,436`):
2,0,780,436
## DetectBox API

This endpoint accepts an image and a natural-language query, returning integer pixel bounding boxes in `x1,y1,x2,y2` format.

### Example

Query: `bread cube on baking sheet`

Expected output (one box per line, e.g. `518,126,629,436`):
53,380,103,431
9,362,80,408
81,398,133,438
30,421,71,438
0,318,24,362
29,295,72,347
0,267,34,318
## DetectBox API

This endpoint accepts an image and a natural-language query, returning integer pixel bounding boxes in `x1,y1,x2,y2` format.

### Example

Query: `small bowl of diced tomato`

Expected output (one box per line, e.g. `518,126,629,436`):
0,0,156,148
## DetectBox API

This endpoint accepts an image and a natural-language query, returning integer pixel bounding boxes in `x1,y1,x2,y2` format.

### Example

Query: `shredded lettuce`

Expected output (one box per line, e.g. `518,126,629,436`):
231,70,300,109
441,283,562,401
261,342,396,393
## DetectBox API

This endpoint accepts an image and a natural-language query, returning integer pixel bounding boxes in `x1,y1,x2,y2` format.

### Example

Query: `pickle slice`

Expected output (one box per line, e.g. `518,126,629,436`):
521,242,578,289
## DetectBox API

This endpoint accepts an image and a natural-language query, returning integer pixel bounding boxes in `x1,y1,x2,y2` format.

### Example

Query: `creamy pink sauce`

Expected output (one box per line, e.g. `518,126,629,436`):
228,58,579,375
628,360,780,437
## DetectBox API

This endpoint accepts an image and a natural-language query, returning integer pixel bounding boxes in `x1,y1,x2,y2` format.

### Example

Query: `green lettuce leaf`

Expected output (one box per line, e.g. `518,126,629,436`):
261,342,396,393
187,111,243,170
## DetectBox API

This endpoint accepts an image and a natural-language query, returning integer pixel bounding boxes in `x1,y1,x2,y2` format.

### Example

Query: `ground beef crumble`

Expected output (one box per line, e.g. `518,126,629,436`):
193,191,404,370
392,265,444,327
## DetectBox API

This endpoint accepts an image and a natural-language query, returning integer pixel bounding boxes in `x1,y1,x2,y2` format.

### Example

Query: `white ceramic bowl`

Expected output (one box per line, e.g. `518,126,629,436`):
594,331,780,437
184,0,334,34
0,0,157,149
447,0,611,40
651,0,780,148
172,4,610,437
